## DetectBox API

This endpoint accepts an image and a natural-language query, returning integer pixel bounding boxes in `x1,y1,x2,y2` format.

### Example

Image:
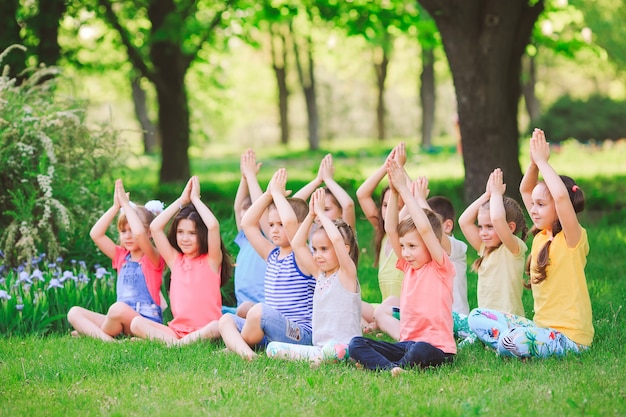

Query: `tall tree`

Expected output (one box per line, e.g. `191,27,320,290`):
0,0,66,81
418,0,544,202
0,1,26,79
270,23,292,145
237,2,296,146
96,0,231,183
319,0,420,142
290,17,319,150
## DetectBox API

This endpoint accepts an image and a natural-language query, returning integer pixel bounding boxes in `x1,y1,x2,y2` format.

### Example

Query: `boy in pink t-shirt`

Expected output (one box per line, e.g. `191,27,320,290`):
349,160,456,375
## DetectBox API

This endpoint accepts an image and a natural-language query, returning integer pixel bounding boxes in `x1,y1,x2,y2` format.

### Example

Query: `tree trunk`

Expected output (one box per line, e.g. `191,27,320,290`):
420,46,435,149
270,24,290,145
291,23,319,151
149,0,191,183
33,0,66,67
374,46,389,141
418,0,544,203
131,76,158,154
522,53,541,125
0,0,26,81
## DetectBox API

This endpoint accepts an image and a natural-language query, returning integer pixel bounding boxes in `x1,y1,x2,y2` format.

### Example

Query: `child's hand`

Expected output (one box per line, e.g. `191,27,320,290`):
241,149,261,179
320,154,334,182
112,179,122,209
180,177,193,205
530,128,550,164
394,142,407,166
386,159,409,193
311,188,325,217
269,168,289,196
115,179,131,208
489,168,506,196
412,176,429,200
190,176,201,201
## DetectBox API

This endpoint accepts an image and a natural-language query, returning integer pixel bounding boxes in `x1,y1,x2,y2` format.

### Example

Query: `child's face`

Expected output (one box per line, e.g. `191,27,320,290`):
268,209,290,247
530,183,557,230
381,190,391,222
311,230,340,275
176,219,200,257
118,225,139,252
399,230,431,269
381,190,404,223
321,195,342,222
477,209,503,248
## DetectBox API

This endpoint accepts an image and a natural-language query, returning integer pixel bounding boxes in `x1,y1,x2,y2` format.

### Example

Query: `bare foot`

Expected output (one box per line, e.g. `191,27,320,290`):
391,367,405,377
70,330,80,338
362,322,377,334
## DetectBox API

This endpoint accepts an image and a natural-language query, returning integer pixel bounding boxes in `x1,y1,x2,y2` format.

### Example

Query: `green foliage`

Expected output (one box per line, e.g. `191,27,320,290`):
0,255,117,336
0,57,121,267
534,94,626,143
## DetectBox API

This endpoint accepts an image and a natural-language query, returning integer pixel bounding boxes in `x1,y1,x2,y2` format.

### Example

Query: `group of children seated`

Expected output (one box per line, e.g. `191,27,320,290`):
68,129,594,374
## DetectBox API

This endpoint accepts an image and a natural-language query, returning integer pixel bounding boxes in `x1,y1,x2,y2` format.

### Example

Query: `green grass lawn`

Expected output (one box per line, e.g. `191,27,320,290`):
2,138,626,416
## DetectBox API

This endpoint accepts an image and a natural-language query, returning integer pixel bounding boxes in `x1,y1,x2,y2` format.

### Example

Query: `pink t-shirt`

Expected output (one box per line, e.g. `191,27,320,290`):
168,253,222,337
397,255,456,354
112,246,164,304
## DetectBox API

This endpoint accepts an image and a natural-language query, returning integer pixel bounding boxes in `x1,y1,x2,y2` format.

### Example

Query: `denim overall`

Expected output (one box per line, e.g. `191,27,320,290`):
116,255,162,323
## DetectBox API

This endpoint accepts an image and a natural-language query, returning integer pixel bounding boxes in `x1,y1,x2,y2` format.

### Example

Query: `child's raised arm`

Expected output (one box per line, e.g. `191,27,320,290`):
459,174,491,253
387,159,445,265
116,179,160,266
384,174,402,260
489,168,522,255
292,155,325,201
290,193,318,277
151,177,193,266
520,132,540,213
320,154,356,230
270,168,301,242
357,143,405,229
189,176,223,273
234,149,267,233
89,183,122,260
531,128,582,247
314,188,358,292
241,180,275,261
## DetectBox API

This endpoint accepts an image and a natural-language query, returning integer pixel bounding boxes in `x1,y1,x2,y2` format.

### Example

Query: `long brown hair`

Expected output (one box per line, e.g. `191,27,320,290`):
167,205,233,287
372,186,390,267
472,197,528,272
525,176,585,287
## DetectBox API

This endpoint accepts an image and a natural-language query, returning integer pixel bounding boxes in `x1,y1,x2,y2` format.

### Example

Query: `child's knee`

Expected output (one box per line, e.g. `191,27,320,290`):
67,306,81,320
246,304,263,325
129,316,144,334
107,302,131,320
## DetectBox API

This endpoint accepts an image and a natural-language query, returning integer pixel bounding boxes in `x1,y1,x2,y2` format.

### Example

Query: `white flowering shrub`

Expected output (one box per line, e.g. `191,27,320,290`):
0,47,121,267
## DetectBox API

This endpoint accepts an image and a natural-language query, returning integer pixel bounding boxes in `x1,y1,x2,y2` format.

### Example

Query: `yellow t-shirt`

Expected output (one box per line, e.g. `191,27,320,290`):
530,228,594,346
477,236,527,317
378,235,405,300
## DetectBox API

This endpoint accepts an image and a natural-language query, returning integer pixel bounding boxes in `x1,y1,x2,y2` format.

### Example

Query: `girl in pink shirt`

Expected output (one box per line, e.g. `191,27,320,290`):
130,176,233,346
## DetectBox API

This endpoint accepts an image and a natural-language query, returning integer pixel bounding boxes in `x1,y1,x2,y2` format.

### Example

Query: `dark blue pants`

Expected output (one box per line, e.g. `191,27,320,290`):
349,337,454,371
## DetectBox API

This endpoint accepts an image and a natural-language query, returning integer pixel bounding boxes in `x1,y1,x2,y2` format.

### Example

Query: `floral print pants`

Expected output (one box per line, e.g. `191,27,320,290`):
467,308,586,358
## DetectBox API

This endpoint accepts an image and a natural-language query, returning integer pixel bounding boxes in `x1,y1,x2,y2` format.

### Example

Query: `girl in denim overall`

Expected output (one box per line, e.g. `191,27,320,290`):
67,179,165,341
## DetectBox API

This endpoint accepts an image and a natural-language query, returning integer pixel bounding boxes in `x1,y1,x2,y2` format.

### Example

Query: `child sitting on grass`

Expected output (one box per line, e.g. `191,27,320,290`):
349,159,456,375
266,188,361,363
219,168,315,360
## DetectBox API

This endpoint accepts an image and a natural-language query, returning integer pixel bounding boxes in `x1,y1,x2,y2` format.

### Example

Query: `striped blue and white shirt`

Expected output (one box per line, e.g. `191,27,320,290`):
264,247,315,332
